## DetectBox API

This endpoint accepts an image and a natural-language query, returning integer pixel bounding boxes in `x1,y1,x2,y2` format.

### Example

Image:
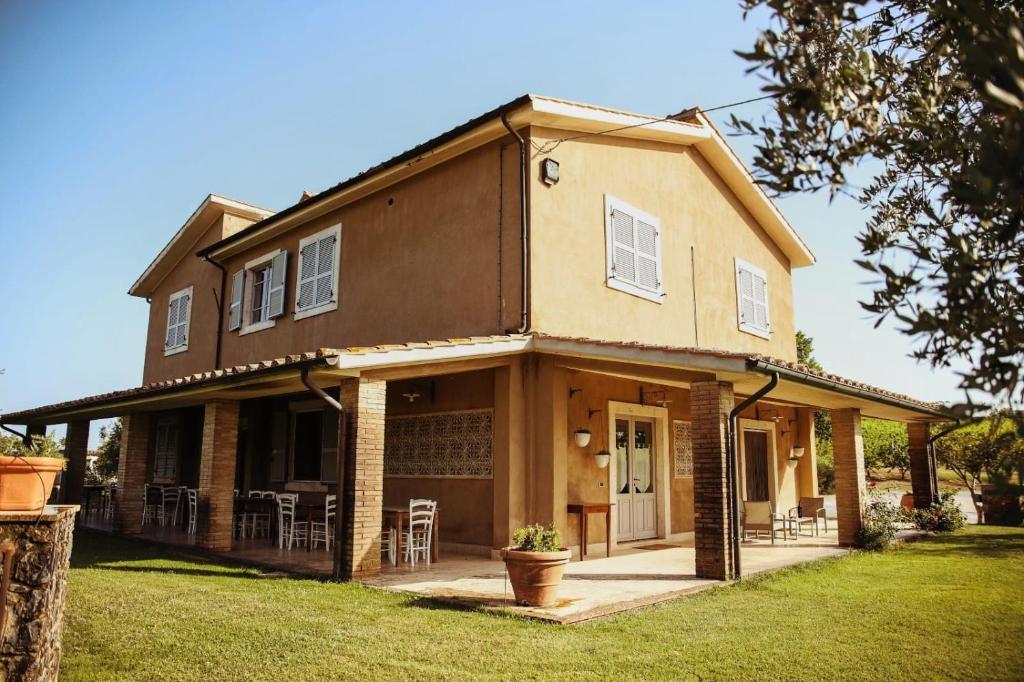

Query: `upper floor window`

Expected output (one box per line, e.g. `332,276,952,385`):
164,286,192,356
735,258,771,339
229,250,287,335
295,224,341,320
604,195,663,303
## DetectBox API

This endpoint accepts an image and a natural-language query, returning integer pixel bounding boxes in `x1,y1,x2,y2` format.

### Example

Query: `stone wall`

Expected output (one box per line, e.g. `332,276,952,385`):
0,506,78,681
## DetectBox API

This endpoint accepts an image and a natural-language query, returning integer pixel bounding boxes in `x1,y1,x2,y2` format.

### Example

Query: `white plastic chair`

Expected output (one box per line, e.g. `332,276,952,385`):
402,499,437,566
186,489,198,535
142,484,160,526
244,490,272,539
277,494,308,550
381,527,397,566
310,495,336,551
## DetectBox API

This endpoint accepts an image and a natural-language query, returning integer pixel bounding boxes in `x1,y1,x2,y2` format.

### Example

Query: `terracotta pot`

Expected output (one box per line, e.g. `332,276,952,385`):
500,547,571,607
900,493,916,510
0,456,64,511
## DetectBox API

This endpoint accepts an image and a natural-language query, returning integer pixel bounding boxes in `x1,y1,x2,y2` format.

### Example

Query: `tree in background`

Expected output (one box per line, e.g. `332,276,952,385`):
935,413,1024,521
738,1,1024,411
862,418,910,478
92,418,121,483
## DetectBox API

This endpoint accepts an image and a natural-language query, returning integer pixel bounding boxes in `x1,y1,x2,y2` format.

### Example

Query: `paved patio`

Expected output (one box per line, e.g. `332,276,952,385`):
364,531,846,623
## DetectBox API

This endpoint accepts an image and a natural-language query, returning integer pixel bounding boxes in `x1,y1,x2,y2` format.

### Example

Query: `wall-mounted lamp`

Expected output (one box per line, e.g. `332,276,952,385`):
541,158,560,185
401,392,420,403
574,429,592,447
789,446,806,461
593,450,611,468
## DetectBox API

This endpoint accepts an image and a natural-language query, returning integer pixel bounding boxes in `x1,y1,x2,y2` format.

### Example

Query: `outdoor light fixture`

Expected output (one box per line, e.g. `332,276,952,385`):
593,450,611,469
541,158,560,185
574,429,592,447
790,446,805,461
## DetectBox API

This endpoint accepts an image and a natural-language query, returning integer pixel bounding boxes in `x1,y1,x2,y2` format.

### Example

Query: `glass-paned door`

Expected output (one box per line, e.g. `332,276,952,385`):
616,418,658,541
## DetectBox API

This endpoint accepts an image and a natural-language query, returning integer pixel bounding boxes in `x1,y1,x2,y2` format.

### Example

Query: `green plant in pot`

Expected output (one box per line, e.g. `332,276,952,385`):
500,524,571,607
0,433,66,511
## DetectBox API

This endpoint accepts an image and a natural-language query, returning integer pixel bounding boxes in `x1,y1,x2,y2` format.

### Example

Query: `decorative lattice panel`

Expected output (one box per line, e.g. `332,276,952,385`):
384,409,493,478
673,420,693,478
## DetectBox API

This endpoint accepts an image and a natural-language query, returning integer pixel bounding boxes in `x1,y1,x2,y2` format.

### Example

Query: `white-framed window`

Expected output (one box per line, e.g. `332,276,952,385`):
229,249,287,335
735,257,771,339
164,286,192,355
604,195,663,303
294,224,341,320
287,400,339,485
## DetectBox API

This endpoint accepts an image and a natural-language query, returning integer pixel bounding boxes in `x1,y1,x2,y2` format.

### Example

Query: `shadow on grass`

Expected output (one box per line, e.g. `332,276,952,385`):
915,530,1024,560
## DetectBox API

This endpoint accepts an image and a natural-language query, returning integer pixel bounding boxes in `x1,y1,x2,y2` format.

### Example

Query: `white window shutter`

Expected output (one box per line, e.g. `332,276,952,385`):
297,240,318,310
314,232,337,306
738,269,756,325
736,259,770,337
610,207,636,283
228,270,244,331
752,273,769,330
177,292,190,347
165,296,180,349
268,251,287,319
635,217,661,291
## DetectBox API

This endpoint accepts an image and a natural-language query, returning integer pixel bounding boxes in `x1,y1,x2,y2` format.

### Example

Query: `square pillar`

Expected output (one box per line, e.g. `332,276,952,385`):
115,413,150,534
62,420,90,506
689,380,735,580
22,424,45,447
794,408,818,498
832,408,867,547
493,358,527,548
338,377,386,579
526,355,568,532
907,422,936,508
197,400,239,551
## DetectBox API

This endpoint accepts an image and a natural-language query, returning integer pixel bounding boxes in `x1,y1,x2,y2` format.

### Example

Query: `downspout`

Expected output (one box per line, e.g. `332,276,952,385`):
300,368,347,580
727,372,779,580
202,256,228,370
500,112,529,334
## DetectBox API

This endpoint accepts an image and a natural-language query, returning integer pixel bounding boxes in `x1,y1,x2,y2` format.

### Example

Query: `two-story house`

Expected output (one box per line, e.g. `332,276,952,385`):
2,95,949,582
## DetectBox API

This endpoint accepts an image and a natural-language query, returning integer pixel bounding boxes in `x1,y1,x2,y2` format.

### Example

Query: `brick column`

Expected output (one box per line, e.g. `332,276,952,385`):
832,408,867,547
115,413,150,534
197,400,239,551
62,420,90,506
907,422,935,508
689,381,735,580
338,378,386,579
22,424,45,447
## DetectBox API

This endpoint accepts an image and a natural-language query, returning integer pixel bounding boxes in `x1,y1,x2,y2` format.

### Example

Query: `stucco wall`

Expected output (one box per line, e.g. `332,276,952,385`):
528,127,798,361
142,137,524,384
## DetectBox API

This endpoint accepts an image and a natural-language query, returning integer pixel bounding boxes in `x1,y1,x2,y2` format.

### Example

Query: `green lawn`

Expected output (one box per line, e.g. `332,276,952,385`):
63,527,1024,681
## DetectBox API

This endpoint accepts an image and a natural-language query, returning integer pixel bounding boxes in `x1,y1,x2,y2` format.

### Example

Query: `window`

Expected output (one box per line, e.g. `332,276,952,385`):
164,286,192,355
153,416,179,484
735,258,771,339
604,195,663,303
295,224,341,320
288,402,340,484
229,250,287,334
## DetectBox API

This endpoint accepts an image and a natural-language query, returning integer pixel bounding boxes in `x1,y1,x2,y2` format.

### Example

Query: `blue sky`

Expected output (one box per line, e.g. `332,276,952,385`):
0,1,964,446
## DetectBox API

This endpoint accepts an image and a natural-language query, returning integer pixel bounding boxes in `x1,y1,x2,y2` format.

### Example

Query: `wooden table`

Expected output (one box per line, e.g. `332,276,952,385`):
567,502,614,559
382,505,440,564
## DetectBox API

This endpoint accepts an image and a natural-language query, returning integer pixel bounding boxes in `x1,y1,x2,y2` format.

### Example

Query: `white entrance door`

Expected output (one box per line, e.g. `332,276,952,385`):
615,418,658,541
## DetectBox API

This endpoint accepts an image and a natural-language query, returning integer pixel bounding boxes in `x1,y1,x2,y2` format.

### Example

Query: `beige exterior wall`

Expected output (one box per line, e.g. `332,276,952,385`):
528,127,797,361
143,137,524,384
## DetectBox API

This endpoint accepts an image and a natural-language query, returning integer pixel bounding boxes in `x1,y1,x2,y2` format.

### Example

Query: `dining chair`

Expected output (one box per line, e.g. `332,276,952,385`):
142,484,160,526
381,526,397,566
186,489,198,535
310,494,337,551
244,490,272,539
276,494,308,550
402,499,437,567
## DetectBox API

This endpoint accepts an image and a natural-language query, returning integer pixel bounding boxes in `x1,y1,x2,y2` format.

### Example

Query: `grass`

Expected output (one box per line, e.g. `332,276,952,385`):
63,527,1024,681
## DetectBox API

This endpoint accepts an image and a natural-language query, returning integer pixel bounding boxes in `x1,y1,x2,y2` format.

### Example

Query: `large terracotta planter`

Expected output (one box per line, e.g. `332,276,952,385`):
500,547,572,607
0,456,64,511
900,493,916,510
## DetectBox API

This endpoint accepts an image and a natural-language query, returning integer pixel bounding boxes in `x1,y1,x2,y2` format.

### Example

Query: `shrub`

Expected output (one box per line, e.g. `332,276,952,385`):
511,524,561,552
856,492,901,551
0,433,64,459
906,490,967,532
816,439,835,494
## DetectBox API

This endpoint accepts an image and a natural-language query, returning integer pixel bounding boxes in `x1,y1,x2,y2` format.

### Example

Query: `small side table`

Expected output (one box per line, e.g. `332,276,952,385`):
566,502,615,559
